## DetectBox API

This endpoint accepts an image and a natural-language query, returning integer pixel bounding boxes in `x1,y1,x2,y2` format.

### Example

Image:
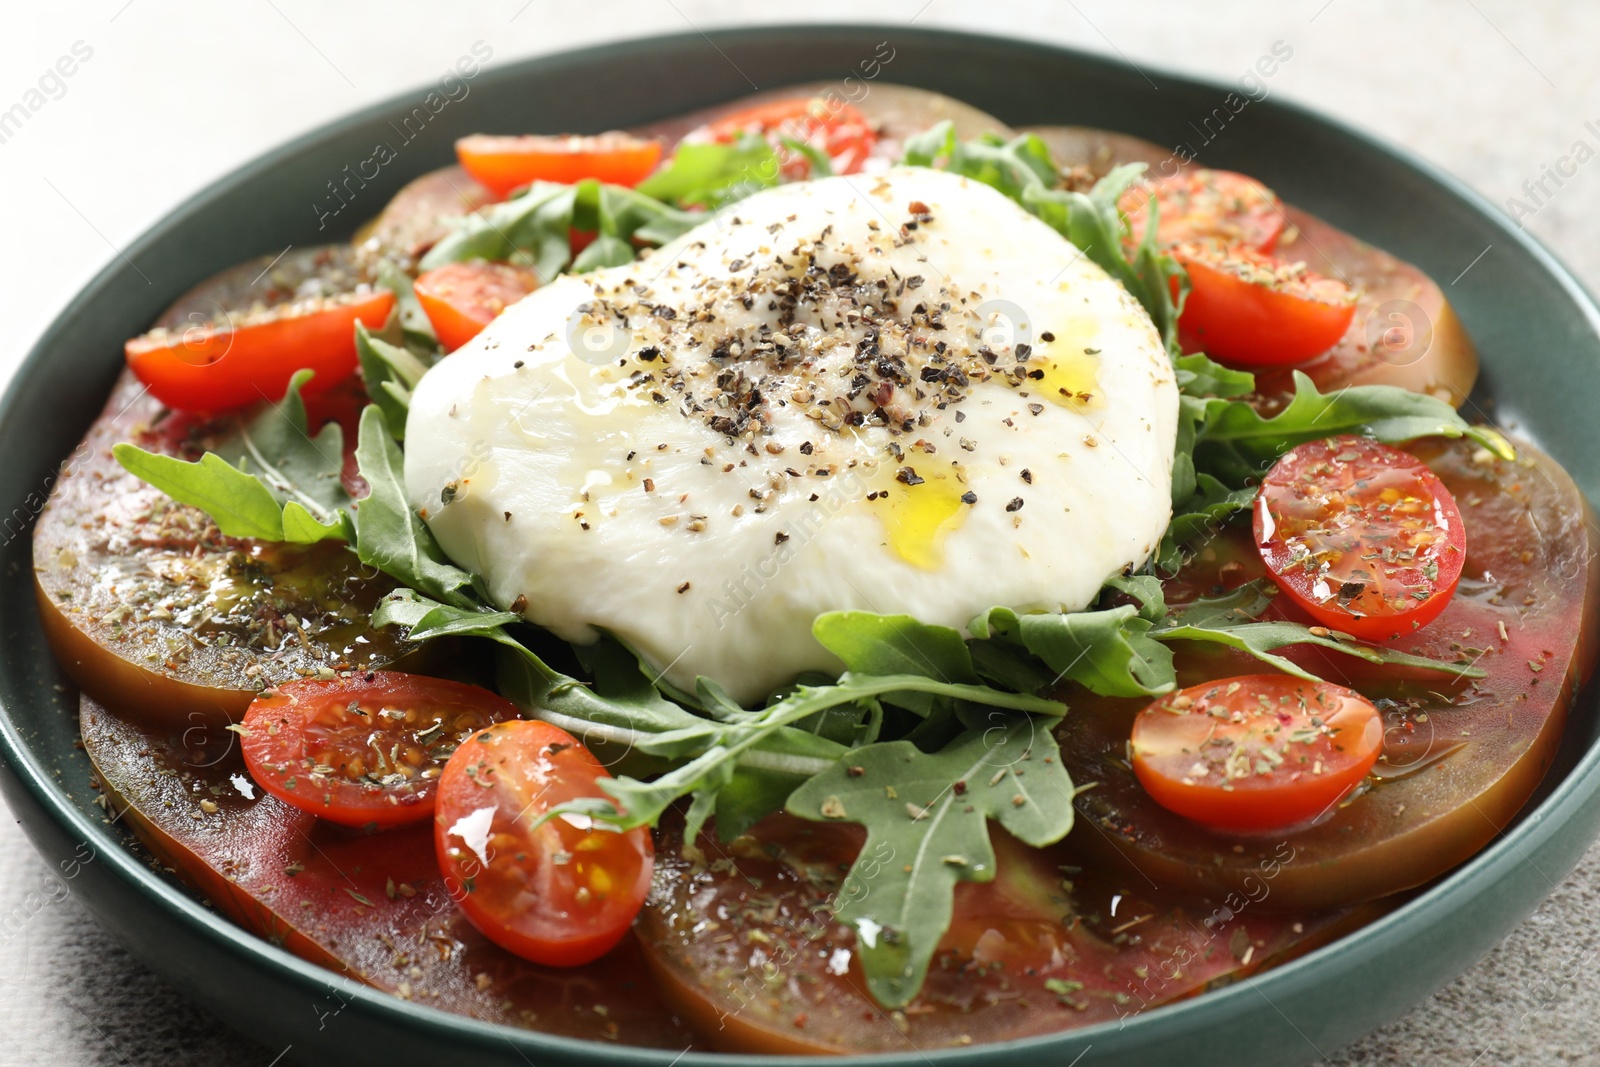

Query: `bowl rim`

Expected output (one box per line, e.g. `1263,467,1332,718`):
5,21,1600,1066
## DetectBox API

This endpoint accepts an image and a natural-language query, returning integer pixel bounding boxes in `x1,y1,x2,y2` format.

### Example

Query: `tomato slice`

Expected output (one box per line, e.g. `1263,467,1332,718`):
435,719,653,967
1130,674,1383,833
703,96,877,178
125,288,393,413
239,672,519,829
1122,169,1285,252
414,262,540,352
455,132,662,197
1254,435,1466,641
1173,242,1357,366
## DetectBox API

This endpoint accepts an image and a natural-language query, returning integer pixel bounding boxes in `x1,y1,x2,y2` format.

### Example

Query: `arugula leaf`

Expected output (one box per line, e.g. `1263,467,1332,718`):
374,259,442,359
352,405,476,604
355,323,422,437
636,134,780,208
787,716,1074,1008
112,448,290,541
779,136,833,179
970,604,1174,698
1159,474,1258,572
815,612,978,684
421,182,577,278
813,611,983,717
371,588,519,641
421,178,705,276
1174,351,1255,398
902,123,1057,200
1189,371,1514,489
1153,582,1486,679
113,370,354,544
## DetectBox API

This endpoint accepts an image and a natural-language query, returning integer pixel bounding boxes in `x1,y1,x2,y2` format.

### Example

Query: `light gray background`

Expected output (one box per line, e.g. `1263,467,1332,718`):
2,2,1596,1064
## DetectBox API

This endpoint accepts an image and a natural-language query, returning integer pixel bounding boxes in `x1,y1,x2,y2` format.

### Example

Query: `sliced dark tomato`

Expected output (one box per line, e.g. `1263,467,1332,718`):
435,719,653,967
413,262,540,352
1121,168,1285,252
1173,242,1357,366
639,812,1348,1052
1255,436,1466,641
1130,674,1383,833
239,672,519,829
125,288,393,413
456,132,662,197
79,695,695,1047
37,362,416,728
1253,207,1479,410
702,96,876,178
1061,436,1599,912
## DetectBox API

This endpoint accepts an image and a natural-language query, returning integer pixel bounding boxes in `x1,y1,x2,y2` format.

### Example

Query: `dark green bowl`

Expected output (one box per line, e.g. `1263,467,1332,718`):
3,25,1598,1067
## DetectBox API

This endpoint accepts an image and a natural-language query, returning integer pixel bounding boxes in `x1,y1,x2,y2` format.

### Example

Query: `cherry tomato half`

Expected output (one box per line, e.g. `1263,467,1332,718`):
1255,435,1466,641
455,132,663,197
1131,674,1383,833
414,262,540,352
703,96,877,178
1121,168,1285,253
239,672,520,829
435,719,653,967
125,289,394,413
1173,242,1356,366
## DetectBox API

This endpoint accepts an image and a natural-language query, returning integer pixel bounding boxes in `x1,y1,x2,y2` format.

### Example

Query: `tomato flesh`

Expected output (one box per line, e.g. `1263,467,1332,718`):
414,262,540,351
435,719,653,967
240,672,519,829
1173,242,1356,366
1131,674,1383,833
456,132,662,197
703,96,877,178
1255,436,1466,641
1122,168,1285,252
125,288,393,413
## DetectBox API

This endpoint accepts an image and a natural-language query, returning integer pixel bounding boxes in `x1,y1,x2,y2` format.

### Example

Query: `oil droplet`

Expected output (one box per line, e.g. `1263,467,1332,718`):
1036,318,1103,410
869,470,967,570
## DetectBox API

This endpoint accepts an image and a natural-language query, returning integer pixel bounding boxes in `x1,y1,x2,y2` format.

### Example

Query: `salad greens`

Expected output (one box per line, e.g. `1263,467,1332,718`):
112,124,1506,1009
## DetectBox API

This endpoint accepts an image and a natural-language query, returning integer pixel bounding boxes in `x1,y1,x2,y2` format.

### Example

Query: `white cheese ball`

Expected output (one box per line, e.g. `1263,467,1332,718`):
406,167,1177,704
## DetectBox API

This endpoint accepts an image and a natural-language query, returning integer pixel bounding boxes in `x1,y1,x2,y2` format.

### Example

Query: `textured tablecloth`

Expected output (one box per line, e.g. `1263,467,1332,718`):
3,2,1597,1063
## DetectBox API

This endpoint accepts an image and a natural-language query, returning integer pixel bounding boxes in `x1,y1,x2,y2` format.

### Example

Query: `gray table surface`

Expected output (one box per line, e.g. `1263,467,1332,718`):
3,1,1597,1063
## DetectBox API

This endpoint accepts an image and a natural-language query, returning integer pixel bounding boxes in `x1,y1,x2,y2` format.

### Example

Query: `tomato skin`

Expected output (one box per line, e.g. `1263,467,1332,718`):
1254,436,1466,641
456,133,662,197
1173,243,1356,367
1122,169,1285,252
704,96,877,178
414,262,540,352
125,289,394,413
435,719,653,967
1130,674,1383,833
240,672,520,829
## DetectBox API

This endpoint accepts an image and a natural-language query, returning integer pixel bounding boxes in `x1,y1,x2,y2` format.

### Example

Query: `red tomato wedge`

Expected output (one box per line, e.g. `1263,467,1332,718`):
414,262,540,351
1254,436,1467,641
456,132,662,197
125,288,393,413
1122,168,1286,252
239,672,520,829
435,719,653,967
1131,674,1384,833
703,96,877,178
1173,242,1357,366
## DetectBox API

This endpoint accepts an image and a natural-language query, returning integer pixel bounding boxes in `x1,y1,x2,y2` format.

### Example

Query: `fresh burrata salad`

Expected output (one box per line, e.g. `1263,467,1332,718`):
37,84,1596,1053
